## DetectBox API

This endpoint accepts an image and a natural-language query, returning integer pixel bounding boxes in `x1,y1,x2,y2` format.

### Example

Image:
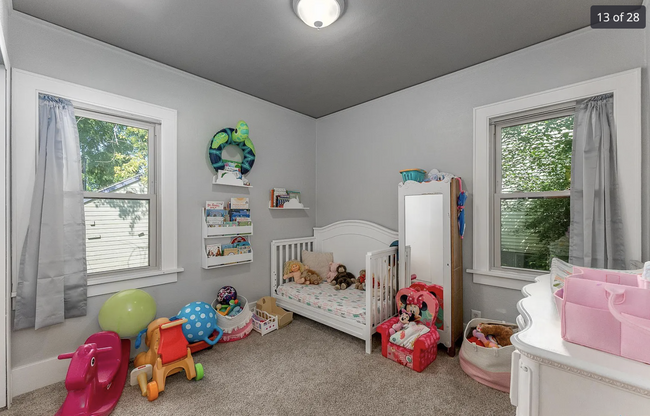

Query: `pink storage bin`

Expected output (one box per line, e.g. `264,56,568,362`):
559,267,650,364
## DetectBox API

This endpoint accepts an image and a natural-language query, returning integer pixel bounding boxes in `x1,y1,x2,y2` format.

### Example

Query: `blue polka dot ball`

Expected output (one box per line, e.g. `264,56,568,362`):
176,301,218,344
216,286,237,304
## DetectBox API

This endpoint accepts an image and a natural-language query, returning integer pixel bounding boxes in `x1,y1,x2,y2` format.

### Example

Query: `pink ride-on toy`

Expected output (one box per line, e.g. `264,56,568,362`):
56,331,130,416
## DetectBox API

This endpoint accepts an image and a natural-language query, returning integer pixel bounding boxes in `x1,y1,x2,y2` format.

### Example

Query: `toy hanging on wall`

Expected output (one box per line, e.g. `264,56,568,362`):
209,120,256,175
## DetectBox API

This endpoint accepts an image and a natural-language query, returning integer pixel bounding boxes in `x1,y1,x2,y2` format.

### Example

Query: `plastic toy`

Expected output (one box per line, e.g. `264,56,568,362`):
134,318,204,401
175,301,223,345
56,331,130,416
130,364,153,396
216,285,238,304
216,299,239,316
98,289,156,337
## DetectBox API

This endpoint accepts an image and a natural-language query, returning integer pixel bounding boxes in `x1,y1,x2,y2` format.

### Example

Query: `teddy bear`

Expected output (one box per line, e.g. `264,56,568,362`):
330,264,355,290
283,260,306,284
354,269,366,290
301,267,323,285
476,323,514,347
326,262,340,283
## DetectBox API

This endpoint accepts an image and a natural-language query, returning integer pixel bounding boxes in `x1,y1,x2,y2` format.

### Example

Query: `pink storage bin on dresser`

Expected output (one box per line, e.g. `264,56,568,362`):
559,267,650,364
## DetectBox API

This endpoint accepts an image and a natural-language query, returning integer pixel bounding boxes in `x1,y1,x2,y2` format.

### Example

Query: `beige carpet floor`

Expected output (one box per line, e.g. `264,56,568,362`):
3,315,515,416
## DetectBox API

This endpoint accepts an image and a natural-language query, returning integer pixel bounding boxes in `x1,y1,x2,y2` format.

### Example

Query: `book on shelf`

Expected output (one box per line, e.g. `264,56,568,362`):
206,243,222,258
288,190,301,203
270,188,288,208
230,197,249,209
223,247,239,256
206,201,225,210
230,209,251,220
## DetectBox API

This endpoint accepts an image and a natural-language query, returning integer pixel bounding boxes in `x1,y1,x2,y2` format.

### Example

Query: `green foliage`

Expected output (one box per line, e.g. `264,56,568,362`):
76,117,149,192
501,116,573,193
500,116,573,270
77,116,150,231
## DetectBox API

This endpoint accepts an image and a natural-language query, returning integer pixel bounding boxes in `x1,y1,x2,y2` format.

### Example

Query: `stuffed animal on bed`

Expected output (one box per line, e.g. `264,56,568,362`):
283,260,307,284
355,269,366,290
326,262,340,283
301,267,323,285
331,264,355,290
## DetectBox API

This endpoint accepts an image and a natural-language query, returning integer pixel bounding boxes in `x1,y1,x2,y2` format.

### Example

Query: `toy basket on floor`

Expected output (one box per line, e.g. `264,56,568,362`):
252,309,278,336
211,296,253,342
399,168,427,183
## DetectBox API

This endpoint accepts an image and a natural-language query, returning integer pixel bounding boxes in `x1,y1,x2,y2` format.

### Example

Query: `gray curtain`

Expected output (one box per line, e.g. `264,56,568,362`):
569,94,625,269
14,95,87,330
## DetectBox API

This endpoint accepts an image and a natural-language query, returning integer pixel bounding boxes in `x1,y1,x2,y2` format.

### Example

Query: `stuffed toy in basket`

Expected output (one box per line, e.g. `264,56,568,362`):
377,287,440,372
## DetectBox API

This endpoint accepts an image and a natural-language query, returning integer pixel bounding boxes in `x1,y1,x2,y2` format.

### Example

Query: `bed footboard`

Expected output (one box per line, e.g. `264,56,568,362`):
365,247,399,353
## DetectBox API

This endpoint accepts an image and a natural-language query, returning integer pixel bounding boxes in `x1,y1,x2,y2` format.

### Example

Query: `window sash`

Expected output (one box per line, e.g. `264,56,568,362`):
492,107,574,272
76,109,159,276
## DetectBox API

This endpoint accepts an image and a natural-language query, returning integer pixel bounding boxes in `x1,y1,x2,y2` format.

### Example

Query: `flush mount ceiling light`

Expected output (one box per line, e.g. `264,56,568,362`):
292,0,345,29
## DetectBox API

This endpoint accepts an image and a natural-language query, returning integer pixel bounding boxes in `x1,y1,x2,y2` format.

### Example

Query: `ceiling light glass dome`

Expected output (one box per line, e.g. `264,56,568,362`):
293,0,345,29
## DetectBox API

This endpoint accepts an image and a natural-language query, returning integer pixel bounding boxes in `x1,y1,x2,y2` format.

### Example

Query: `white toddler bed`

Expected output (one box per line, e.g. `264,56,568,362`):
271,220,407,353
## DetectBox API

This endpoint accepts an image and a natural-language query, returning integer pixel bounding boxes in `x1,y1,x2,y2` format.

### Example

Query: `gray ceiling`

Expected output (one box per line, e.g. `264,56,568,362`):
12,0,642,118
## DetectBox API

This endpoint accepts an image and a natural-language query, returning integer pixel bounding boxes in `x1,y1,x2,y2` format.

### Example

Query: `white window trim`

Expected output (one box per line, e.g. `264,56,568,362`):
12,69,182,298
471,68,642,290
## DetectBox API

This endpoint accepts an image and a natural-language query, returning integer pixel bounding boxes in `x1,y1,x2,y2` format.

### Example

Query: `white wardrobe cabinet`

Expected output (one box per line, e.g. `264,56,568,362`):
398,179,463,356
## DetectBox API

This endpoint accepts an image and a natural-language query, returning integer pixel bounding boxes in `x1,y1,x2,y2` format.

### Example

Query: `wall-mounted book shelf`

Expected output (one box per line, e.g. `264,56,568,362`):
202,202,253,269
268,205,309,210
202,252,253,269
212,172,252,188
269,189,307,209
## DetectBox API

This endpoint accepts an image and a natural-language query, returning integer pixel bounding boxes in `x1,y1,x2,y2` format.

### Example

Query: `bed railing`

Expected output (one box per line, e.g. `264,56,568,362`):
365,247,399,346
270,237,316,293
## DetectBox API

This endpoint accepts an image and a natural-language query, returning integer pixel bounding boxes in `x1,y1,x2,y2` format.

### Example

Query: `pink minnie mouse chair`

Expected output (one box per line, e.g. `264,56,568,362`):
377,287,440,372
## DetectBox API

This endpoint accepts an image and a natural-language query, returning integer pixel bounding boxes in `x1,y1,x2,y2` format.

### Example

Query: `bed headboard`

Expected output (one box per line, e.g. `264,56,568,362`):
313,220,397,275
271,220,398,291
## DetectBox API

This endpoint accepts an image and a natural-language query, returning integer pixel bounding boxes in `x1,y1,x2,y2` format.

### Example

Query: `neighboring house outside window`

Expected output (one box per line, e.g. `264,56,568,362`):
76,110,157,275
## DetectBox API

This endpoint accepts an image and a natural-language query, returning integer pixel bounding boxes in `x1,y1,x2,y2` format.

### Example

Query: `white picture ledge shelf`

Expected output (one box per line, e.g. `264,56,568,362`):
269,199,308,210
202,252,253,269
212,173,252,188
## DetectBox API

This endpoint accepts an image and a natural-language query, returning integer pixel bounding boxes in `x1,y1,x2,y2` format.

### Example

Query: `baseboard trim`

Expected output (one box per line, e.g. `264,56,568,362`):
11,356,68,398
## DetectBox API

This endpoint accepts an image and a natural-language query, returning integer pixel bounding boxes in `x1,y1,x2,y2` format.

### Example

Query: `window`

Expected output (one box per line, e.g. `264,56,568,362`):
471,69,641,290
13,69,181,297
76,110,158,274
493,108,574,272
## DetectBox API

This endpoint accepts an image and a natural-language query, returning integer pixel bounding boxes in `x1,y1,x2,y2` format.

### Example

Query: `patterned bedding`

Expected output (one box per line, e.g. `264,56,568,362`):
275,282,367,324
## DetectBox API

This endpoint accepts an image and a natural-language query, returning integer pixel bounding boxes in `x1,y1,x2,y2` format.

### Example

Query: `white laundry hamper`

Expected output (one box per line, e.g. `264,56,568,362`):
459,318,516,393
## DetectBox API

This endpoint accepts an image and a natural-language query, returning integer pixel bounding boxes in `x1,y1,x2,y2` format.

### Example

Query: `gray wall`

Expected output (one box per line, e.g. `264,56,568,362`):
9,13,316,369
0,0,9,66
315,26,649,324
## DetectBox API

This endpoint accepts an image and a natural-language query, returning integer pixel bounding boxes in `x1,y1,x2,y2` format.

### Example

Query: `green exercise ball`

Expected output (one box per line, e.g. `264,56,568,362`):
98,289,156,338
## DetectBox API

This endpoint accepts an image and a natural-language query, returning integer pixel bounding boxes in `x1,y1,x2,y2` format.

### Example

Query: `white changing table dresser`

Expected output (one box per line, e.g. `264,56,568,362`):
510,274,650,416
